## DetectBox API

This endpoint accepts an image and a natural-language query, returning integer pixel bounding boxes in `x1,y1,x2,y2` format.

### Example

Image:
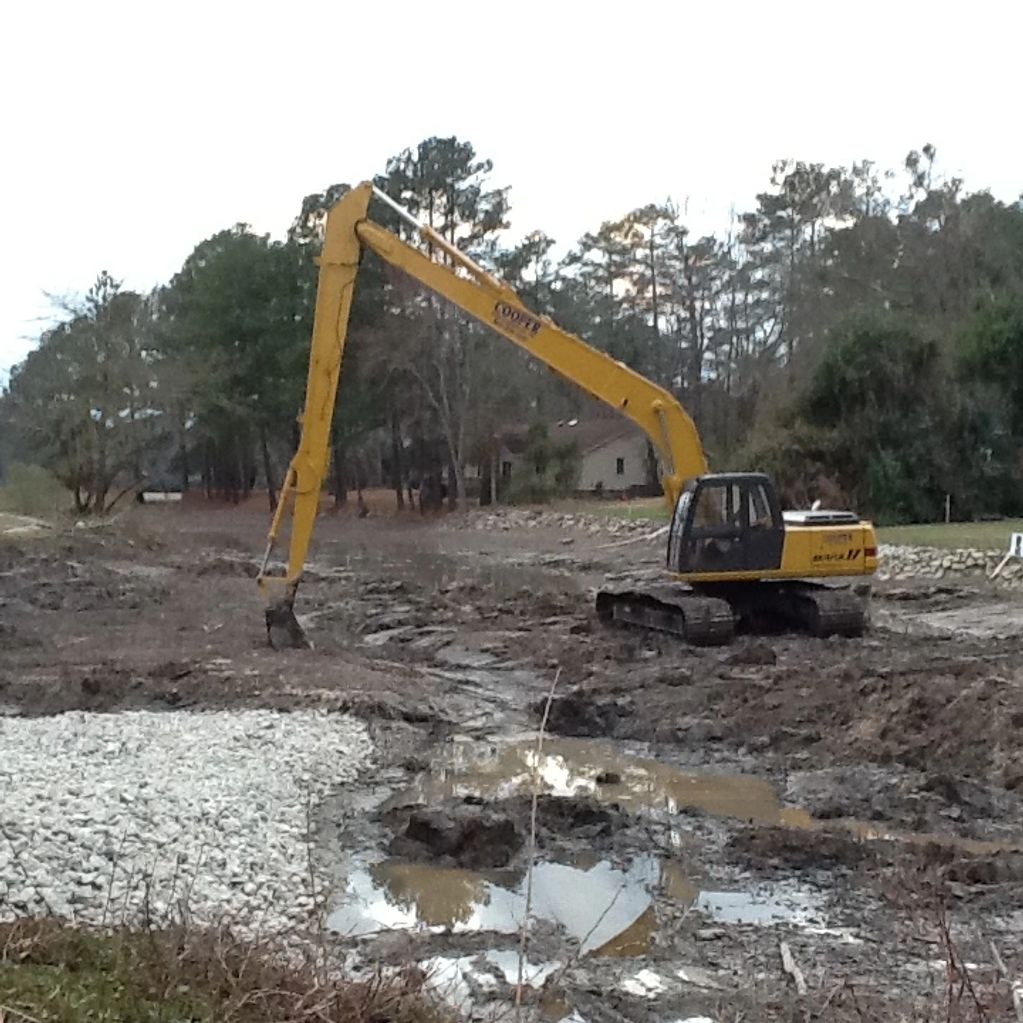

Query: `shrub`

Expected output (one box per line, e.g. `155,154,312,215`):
0,462,69,518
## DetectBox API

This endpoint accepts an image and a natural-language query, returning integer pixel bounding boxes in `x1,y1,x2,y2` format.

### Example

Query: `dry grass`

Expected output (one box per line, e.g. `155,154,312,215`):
515,668,560,1019
0,917,458,1023
880,865,1018,1023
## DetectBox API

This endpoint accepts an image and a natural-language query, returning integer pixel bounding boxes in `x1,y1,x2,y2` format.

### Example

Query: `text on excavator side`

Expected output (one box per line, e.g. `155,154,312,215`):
494,301,542,340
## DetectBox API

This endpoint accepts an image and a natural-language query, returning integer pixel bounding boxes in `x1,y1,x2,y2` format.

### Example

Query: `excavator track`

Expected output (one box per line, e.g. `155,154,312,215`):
780,583,868,638
596,585,735,646
596,581,868,645
715,581,869,639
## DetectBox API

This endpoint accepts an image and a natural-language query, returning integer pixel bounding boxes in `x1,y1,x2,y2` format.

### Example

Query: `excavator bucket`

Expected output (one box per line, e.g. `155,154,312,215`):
264,594,310,650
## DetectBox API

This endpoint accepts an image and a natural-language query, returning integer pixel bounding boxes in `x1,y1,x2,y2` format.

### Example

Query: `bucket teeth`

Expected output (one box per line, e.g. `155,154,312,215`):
265,599,310,650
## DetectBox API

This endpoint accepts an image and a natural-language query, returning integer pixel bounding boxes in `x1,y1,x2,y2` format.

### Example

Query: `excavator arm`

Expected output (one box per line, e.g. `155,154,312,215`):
258,181,708,646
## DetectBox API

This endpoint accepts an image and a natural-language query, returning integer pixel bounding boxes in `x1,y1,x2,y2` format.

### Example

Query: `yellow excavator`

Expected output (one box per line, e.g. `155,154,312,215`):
258,182,878,648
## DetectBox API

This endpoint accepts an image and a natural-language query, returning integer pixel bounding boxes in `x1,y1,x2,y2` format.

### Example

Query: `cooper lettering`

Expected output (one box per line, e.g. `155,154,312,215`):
494,302,542,340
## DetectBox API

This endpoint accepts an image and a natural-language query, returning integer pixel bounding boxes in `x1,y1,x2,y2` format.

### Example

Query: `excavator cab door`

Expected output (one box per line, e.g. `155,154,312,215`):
669,474,785,576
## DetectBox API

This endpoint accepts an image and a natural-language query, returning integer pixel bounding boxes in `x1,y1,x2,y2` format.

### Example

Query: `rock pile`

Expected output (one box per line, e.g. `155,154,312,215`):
457,507,660,537
0,709,373,931
877,544,1021,586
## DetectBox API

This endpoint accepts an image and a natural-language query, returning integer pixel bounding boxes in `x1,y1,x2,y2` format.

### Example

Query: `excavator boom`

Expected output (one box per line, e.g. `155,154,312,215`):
355,213,709,508
258,182,708,644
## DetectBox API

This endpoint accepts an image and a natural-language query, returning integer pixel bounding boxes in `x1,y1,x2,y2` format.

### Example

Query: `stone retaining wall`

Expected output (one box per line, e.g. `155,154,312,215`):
877,544,1020,585
462,508,658,537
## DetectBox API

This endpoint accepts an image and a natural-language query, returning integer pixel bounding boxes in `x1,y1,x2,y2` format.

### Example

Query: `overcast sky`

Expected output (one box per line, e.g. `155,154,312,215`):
2,0,1021,380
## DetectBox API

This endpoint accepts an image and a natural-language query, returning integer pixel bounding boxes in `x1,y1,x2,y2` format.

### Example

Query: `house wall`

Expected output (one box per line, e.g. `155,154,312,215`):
490,434,653,494
497,446,519,482
579,434,649,492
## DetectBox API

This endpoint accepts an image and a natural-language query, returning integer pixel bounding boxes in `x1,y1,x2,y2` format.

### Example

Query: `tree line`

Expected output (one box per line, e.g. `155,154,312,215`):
2,137,1022,523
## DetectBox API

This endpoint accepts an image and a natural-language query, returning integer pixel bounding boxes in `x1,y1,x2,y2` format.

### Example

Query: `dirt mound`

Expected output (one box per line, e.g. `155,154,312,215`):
333,694,448,726
864,673,1022,785
1,662,206,716
0,621,40,650
195,554,260,578
724,641,778,666
385,801,523,869
689,641,1021,797
509,794,621,848
784,766,928,825
540,688,635,737
0,555,167,612
944,851,1023,885
380,794,633,871
726,826,875,871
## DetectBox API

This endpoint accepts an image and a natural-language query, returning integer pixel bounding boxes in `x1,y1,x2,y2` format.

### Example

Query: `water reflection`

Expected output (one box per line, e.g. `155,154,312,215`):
388,736,808,823
328,852,826,955
330,856,658,954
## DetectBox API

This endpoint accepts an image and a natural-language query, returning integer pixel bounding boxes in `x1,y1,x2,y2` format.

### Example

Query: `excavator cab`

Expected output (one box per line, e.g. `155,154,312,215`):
668,473,785,576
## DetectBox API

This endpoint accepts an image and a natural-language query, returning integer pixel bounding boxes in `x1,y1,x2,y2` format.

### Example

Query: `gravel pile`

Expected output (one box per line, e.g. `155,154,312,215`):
0,709,373,930
456,507,660,536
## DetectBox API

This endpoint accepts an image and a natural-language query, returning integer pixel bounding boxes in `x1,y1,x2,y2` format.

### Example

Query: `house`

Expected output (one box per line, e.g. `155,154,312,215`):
498,418,656,496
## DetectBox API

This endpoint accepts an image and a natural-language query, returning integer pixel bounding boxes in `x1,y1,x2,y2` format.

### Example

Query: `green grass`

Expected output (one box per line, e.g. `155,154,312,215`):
876,520,1023,550
0,962,208,1022
0,923,211,1023
0,918,455,1023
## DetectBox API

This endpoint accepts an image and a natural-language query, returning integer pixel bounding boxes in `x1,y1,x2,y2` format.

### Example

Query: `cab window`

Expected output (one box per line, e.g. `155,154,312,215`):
691,481,743,535
667,490,691,567
747,482,777,529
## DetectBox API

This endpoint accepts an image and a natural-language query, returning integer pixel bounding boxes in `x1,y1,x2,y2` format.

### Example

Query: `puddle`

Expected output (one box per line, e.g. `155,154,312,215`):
663,862,827,931
390,736,1021,856
330,738,1019,973
388,736,798,824
329,856,661,954
329,853,828,955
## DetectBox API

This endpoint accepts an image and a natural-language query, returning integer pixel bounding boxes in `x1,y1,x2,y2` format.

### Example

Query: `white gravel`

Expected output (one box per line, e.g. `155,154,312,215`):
0,709,373,930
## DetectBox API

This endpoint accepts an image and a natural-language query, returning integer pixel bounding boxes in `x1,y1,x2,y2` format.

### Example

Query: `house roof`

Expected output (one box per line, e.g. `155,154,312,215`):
501,417,640,456
548,418,637,454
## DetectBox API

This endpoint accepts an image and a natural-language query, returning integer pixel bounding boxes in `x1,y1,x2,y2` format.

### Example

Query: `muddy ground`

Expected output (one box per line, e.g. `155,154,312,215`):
2,504,1023,1021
